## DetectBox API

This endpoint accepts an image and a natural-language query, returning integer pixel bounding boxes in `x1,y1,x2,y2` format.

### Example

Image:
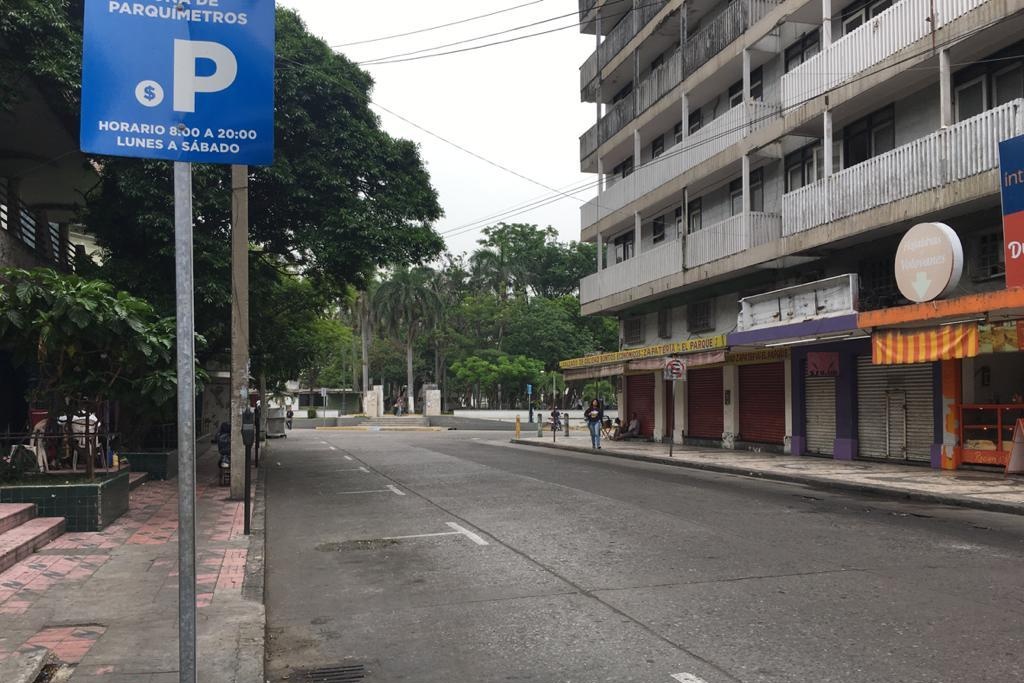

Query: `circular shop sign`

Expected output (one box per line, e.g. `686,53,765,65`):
894,222,963,303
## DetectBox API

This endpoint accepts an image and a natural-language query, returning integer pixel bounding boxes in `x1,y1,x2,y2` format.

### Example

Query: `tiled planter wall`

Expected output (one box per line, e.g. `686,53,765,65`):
0,470,130,531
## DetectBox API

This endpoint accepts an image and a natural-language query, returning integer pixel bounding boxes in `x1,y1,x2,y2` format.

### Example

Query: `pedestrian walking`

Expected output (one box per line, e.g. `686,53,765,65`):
584,399,603,449
285,407,293,430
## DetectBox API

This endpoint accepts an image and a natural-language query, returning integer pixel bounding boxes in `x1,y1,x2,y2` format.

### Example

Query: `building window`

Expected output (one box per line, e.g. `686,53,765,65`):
674,121,684,145
614,231,635,263
728,67,764,107
612,155,635,179
658,309,672,339
975,231,1006,280
687,197,702,233
687,300,715,333
652,215,666,244
785,143,824,192
785,30,820,73
688,109,703,134
727,169,764,215
674,206,684,237
729,178,743,216
841,0,893,35
859,255,900,309
651,135,665,159
994,64,1024,106
843,105,894,168
955,76,988,122
623,318,644,345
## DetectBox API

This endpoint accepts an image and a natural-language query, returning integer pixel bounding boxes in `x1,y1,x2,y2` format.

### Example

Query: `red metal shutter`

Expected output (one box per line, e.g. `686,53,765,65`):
626,374,656,438
738,362,786,445
687,367,723,439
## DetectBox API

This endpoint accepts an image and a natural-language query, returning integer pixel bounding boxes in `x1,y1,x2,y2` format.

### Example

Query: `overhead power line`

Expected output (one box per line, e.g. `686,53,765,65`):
280,15,1007,243
332,0,549,48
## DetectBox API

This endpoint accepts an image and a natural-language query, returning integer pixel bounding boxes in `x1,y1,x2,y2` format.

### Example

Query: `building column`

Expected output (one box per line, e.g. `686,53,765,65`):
654,374,666,442
33,209,49,259
823,109,834,221
722,364,740,448
741,154,751,246
681,92,689,139
742,48,751,103
58,223,71,272
633,212,642,254
821,0,832,49
939,48,953,128
790,349,807,456
674,375,687,440
6,177,21,234
834,348,859,460
596,232,604,270
784,356,794,454
633,129,641,165
598,158,605,194
937,360,961,470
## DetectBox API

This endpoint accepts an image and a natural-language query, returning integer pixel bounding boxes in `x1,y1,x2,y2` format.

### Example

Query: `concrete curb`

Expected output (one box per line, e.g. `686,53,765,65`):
509,439,1024,517
315,426,443,432
0,649,48,683
242,447,267,682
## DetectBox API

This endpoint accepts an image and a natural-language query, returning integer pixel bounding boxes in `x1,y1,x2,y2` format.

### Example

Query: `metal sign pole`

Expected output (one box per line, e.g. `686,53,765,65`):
173,161,197,683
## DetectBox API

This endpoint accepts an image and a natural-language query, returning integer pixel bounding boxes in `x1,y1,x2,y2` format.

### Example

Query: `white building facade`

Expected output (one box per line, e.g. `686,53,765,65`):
565,0,1024,468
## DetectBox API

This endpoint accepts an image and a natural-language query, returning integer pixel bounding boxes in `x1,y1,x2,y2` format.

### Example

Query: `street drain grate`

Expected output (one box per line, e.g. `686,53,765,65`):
298,664,367,681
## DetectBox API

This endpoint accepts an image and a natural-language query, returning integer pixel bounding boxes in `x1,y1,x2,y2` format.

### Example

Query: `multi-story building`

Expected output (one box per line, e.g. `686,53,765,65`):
563,0,1024,470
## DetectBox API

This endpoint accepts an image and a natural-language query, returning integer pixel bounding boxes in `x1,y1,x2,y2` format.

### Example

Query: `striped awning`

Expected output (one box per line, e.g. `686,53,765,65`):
872,323,979,365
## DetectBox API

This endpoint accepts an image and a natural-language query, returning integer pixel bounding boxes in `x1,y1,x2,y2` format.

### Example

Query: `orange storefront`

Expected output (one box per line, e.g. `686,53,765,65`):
859,288,1024,470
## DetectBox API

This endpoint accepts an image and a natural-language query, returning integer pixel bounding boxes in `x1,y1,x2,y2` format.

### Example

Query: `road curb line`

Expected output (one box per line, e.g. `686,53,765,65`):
509,439,1024,517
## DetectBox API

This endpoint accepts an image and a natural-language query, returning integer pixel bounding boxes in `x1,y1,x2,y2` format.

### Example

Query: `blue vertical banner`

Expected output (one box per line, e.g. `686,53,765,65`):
998,135,1024,288
81,0,275,166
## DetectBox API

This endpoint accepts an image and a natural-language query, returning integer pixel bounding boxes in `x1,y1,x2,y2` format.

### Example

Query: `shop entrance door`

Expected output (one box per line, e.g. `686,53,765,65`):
886,390,908,460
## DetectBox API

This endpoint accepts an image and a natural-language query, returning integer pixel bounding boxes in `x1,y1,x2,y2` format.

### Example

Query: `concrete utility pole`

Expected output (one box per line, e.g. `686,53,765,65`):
230,164,250,500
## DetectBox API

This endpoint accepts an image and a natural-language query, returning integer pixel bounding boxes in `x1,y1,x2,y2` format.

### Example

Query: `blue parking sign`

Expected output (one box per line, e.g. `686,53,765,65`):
81,0,275,165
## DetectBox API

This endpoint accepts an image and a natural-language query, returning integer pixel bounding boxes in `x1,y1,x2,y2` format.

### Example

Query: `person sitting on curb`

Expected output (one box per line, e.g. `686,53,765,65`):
614,413,641,440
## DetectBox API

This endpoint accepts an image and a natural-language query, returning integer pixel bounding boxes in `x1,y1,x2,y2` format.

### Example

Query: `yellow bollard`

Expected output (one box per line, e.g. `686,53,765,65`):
515,415,521,439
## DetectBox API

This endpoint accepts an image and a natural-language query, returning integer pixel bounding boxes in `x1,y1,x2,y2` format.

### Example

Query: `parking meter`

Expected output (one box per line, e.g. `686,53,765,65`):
241,408,255,447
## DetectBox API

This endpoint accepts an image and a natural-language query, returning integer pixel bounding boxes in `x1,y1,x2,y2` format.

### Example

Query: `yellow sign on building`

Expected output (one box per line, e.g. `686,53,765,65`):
559,334,727,370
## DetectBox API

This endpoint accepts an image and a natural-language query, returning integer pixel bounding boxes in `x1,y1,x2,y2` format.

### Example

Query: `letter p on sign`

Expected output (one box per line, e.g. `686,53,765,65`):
173,39,238,113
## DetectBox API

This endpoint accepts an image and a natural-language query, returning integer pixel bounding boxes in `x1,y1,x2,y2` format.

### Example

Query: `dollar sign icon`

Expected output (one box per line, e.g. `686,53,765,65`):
135,80,164,107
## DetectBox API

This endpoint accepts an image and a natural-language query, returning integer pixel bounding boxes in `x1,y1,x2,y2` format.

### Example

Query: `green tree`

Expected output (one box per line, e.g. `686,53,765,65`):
0,268,177,478
79,7,444,369
374,266,441,413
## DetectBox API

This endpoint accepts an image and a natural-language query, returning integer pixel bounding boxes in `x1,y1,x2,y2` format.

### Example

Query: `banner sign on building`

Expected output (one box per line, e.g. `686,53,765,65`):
559,334,727,370
998,135,1024,288
872,323,979,365
806,352,840,377
80,0,275,165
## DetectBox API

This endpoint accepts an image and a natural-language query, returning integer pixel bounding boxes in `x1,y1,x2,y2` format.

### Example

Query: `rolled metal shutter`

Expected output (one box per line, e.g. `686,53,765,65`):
626,373,656,438
738,362,786,445
687,367,723,439
805,375,836,455
857,357,935,462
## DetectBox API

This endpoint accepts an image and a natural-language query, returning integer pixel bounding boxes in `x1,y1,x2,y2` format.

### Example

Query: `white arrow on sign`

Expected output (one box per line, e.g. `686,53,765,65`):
912,271,932,299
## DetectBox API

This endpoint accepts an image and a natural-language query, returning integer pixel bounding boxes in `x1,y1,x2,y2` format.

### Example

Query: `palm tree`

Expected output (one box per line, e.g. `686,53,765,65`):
374,266,440,414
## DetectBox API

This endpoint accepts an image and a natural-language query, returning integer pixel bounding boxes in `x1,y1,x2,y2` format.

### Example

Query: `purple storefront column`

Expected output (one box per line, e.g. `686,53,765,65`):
833,348,861,460
790,348,807,456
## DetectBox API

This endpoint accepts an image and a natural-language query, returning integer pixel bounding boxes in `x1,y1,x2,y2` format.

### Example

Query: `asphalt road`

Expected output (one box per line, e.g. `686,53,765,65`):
264,430,1024,683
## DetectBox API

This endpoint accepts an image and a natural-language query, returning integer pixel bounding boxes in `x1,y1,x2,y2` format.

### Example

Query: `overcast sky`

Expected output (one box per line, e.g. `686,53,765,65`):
278,0,595,256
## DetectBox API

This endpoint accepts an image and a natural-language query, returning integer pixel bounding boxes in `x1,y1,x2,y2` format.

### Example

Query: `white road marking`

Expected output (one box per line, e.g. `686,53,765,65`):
386,485,406,496
335,489,390,495
334,467,369,473
445,522,489,546
328,446,337,451
383,531,461,541
343,455,354,461
671,674,708,683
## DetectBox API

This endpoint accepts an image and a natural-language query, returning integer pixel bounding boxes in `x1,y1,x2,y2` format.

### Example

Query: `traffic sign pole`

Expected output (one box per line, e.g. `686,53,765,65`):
173,161,198,683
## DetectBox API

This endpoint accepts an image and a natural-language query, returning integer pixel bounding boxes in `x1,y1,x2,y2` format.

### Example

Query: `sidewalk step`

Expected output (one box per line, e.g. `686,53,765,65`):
129,472,150,490
0,517,66,573
0,503,36,535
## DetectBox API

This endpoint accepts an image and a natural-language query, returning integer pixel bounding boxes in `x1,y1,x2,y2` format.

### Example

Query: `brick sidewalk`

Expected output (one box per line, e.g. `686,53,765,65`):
0,447,265,682
511,435,1024,516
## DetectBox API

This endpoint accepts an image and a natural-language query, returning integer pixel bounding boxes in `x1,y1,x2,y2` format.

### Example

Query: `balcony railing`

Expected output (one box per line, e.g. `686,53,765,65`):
582,100,781,227
580,0,670,102
683,0,777,80
580,0,780,157
782,0,987,108
782,99,1024,236
685,212,781,268
0,180,75,271
580,0,599,21
581,236,684,305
